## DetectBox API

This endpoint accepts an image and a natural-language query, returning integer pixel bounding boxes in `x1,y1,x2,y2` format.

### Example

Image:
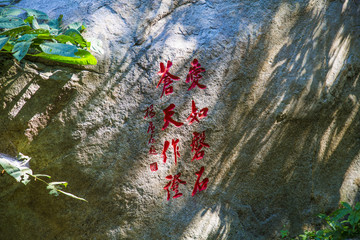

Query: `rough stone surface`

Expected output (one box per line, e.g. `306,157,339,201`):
0,0,359,239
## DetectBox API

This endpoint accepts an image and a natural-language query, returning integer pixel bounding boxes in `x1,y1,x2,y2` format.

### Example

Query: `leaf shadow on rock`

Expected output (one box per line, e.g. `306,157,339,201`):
194,0,360,238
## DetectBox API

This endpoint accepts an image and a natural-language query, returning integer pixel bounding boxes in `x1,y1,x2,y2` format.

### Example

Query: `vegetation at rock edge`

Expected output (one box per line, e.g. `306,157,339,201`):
0,153,87,202
281,202,360,239
0,0,102,65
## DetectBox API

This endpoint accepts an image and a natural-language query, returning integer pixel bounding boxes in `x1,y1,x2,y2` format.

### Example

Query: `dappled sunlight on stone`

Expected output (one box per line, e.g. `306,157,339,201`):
340,151,360,204
9,83,40,119
180,204,239,240
326,35,351,88
0,0,359,239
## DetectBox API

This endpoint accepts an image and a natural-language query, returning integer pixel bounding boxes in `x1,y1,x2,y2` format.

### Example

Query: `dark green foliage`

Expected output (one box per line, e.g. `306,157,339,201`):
282,202,360,239
0,4,101,65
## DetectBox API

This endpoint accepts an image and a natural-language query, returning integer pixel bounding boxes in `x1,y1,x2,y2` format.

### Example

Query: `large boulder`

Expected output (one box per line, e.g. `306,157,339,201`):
0,0,359,239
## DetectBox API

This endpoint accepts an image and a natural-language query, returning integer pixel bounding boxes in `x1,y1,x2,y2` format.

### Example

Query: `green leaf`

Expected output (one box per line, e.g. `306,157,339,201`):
332,208,351,221
342,202,352,211
66,21,86,32
0,17,26,29
24,16,34,24
0,7,24,17
16,152,31,165
0,152,86,202
55,34,76,45
17,34,37,42
58,190,88,202
39,42,78,57
280,229,289,238
32,17,50,31
23,28,49,35
0,25,31,36
47,14,62,30
12,41,32,61
2,42,13,51
64,29,87,48
46,181,67,196
355,202,360,211
46,182,87,201
23,8,48,20
35,33,54,40
46,185,59,196
0,35,9,50
0,153,33,185
33,49,97,65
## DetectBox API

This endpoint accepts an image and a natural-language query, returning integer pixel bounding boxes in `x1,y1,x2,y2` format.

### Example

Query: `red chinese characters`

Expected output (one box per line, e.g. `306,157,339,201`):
161,140,170,163
192,166,208,196
147,122,155,133
164,173,187,200
171,139,180,165
190,131,210,161
145,59,211,199
186,100,208,125
147,122,156,145
161,139,180,165
162,104,184,130
186,59,206,91
149,145,157,155
157,61,180,98
144,104,158,170
144,104,156,119
150,162,158,171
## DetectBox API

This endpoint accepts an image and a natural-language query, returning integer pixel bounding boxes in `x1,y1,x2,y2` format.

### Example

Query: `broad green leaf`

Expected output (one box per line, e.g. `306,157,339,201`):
17,34,37,42
0,35,8,50
23,8,48,20
87,37,103,54
58,190,88,202
64,29,86,48
0,25,31,36
39,42,78,57
55,34,76,45
12,41,32,61
23,28,49,35
0,153,33,185
33,49,97,65
0,7,24,16
0,17,26,29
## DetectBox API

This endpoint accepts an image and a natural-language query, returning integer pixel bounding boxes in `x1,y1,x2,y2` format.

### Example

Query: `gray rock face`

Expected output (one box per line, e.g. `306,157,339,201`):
0,0,359,239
